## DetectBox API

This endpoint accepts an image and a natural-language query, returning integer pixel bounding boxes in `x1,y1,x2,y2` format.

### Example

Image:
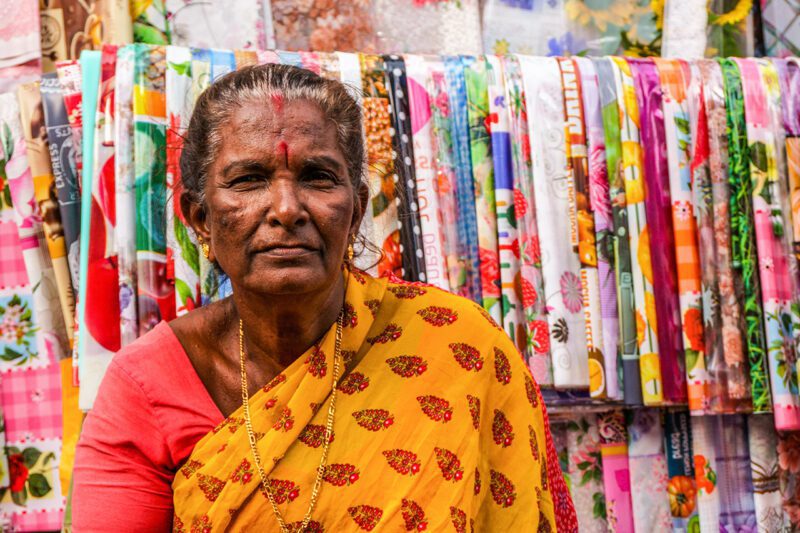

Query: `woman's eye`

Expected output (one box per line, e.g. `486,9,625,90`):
308,171,337,183
233,175,262,184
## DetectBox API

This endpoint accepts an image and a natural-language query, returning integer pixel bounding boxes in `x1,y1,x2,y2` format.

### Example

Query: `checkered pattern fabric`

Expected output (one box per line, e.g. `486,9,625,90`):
1,355,63,442
0,221,29,290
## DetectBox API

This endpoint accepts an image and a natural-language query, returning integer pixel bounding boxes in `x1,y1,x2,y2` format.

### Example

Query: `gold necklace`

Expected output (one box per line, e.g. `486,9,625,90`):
240,311,344,532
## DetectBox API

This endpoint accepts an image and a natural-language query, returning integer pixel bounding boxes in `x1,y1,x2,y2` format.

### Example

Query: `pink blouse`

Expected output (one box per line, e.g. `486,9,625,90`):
72,322,224,532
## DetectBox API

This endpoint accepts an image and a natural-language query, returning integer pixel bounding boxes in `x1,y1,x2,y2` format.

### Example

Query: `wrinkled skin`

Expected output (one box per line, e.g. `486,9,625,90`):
172,98,368,416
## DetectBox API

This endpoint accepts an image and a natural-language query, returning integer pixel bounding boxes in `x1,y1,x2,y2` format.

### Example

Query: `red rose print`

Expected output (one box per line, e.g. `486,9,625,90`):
387,285,428,299
450,506,467,533
467,395,481,429
322,463,360,487
197,473,226,502
337,372,370,394
366,323,403,344
434,447,464,482
262,374,286,393
306,346,328,378
492,409,515,447
8,454,27,492
266,478,300,504
299,424,334,448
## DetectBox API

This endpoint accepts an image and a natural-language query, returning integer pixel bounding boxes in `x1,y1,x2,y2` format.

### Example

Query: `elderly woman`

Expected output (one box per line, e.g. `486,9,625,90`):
72,64,574,532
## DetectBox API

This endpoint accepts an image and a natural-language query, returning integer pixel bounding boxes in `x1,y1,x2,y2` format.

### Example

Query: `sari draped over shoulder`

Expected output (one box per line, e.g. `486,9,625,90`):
172,270,575,532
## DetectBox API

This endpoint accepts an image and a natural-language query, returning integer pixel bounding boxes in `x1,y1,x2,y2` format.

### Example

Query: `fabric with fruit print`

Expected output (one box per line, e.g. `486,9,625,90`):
487,55,526,361
611,57,665,406
500,55,552,385
172,269,572,530
518,55,588,390
575,57,621,400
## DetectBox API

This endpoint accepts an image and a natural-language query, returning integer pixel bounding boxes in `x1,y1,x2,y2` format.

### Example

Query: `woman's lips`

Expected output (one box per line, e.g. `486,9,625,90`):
258,246,317,258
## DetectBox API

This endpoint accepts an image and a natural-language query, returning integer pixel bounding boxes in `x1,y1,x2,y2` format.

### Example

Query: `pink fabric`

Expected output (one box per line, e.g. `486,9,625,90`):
1,359,62,441
0,221,29,288
72,322,223,532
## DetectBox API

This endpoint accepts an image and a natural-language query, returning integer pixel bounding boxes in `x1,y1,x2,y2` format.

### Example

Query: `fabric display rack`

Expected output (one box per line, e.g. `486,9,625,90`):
1,1,800,533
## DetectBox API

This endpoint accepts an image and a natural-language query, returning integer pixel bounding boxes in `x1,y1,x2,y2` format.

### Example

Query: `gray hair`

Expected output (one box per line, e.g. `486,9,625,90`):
179,63,366,206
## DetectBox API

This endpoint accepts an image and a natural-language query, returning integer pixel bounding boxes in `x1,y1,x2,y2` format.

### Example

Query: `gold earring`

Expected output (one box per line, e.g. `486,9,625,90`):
345,236,355,265
199,237,210,259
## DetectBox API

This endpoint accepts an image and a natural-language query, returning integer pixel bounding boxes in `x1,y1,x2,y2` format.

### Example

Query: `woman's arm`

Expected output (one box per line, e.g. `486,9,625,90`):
72,361,175,532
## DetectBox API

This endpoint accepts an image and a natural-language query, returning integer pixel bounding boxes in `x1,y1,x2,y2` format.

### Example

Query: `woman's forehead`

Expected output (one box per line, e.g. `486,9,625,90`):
221,99,339,147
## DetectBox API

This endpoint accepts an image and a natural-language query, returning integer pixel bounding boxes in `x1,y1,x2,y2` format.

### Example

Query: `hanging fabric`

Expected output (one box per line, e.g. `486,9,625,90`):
501,55,552,385
519,55,588,389
558,57,607,399
463,56,502,322
719,58,773,415
576,57,622,401
630,58,692,409
444,56,482,304
486,55,525,353
736,57,800,430
404,54,449,291
627,408,672,532
697,59,753,413
383,55,428,283
594,57,642,405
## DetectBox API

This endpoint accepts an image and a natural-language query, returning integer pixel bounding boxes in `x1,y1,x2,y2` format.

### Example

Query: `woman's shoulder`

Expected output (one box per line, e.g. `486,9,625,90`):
380,275,506,336
110,320,190,386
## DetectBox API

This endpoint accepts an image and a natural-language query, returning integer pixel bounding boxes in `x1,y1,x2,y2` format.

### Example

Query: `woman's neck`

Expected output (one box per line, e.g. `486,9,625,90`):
231,272,346,368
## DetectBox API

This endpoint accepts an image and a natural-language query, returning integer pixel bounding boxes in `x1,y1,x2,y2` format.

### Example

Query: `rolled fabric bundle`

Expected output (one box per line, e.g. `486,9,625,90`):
627,408,672,532
565,413,607,532
749,413,789,531
597,410,635,532
714,415,757,531
691,415,721,531
663,410,699,530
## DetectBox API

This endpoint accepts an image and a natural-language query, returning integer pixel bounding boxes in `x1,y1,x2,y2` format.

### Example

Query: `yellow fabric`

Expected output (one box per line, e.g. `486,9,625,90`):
172,270,557,532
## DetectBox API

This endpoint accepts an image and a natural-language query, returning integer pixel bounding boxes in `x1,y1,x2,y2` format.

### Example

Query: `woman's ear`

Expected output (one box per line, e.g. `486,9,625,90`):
181,192,211,245
352,181,370,231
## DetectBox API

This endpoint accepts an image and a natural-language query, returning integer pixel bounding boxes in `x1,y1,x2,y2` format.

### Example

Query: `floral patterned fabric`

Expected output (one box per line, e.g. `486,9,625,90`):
576,57,621,400
502,55,552,385
463,57,501,323
627,408,672,532
171,270,574,531
519,55,588,390
594,57,641,405
749,413,789,531
597,410,634,532
565,414,606,532
737,57,800,430
719,58,772,416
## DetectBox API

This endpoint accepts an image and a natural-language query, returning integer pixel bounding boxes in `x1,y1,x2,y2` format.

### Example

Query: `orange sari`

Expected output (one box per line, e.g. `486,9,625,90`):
172,270,573,531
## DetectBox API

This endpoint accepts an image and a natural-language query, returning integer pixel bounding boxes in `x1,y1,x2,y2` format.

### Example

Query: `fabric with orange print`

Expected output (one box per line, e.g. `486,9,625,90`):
172,270,574,531
610,57,664,406
654,58,709,412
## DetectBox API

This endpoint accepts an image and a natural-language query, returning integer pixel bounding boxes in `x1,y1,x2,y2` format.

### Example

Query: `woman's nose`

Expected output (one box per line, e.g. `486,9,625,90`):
266,179,309,228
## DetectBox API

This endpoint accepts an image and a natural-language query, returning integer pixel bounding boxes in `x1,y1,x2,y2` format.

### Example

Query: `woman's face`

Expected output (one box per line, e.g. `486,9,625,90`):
189,98,366,297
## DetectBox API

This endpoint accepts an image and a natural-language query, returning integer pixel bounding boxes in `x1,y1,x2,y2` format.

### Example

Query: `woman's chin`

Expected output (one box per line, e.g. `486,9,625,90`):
241,265,338,297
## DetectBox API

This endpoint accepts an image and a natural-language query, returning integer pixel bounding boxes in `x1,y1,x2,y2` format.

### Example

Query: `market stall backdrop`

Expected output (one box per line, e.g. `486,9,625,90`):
0,0,799,531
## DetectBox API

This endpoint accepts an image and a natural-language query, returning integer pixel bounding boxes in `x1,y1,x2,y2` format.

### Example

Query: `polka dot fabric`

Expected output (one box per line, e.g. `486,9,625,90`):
172,270,574,531
383,55,428,284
